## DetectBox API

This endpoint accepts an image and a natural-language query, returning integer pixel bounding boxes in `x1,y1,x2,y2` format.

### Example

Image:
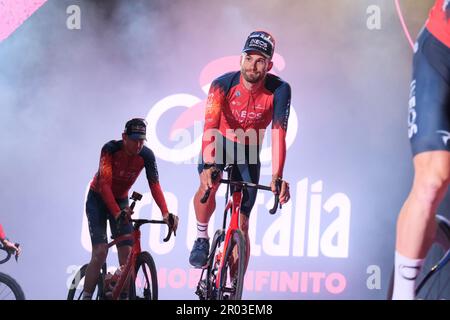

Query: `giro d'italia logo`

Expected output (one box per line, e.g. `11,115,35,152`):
145,53,298,164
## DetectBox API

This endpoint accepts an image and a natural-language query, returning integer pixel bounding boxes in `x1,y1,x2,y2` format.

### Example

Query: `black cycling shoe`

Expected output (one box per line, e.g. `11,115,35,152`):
189,238,210,268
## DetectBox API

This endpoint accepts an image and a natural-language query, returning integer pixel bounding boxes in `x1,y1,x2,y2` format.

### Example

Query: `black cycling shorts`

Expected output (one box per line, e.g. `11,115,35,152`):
409,27,450,156
85,190,133,247
197,136,261,217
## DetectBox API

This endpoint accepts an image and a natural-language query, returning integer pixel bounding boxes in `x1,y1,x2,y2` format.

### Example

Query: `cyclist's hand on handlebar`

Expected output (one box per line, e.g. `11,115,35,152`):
2,239,21,257
201,167,220,191
279,180,290,204
163,213,179,236
115,206,133,225
271,177,291,205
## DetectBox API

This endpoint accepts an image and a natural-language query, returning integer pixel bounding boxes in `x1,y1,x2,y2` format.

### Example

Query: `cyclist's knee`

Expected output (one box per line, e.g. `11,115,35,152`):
413,151,450,179
413,178,449,209
412,152,450,199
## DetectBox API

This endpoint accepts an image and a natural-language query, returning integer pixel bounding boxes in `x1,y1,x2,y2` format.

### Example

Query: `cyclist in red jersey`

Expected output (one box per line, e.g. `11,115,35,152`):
0,224,21,256
393,0,450,299
189,31,292,273
82,118,178,300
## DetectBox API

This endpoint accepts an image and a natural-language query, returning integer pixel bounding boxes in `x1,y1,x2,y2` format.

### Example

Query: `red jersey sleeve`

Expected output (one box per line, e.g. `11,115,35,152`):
202,80,225,163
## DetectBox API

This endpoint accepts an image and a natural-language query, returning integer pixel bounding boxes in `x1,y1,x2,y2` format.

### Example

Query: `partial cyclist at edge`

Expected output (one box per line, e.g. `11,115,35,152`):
0,224,21,257
393,0,450,300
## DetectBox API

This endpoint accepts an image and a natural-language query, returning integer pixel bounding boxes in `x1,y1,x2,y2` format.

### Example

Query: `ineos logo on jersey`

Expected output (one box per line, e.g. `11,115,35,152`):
232,109,263,122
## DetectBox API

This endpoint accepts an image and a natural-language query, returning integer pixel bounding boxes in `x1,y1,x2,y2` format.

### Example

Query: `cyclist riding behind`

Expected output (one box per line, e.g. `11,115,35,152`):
393,0,450,300
0,224,21,256
189,31,292,275
82,118,178,300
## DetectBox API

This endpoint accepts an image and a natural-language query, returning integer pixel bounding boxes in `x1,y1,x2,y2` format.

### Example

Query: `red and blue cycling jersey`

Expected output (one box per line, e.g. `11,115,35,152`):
0,224,5,240
202,71,291,178
426,0,450,48
90,140,168,218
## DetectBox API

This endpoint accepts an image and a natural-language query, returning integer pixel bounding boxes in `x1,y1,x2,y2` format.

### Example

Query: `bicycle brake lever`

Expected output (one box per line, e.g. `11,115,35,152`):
163,229,173,242
200,170,220,204
269,179,282,215
200,189,211,204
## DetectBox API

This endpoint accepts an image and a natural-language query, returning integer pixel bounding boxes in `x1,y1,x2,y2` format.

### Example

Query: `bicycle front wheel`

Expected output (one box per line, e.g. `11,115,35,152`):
0,272,25,300
217,229,246,300
415,215,450,299
67,263,106,300
130,251,158,300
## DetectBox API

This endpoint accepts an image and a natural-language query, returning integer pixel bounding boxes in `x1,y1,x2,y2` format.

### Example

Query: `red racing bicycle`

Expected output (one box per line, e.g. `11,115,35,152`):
195,164,281,300
67,191,176,300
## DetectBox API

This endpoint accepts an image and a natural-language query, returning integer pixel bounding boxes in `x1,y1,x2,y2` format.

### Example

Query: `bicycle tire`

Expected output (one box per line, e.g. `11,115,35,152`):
130,251,158,300
387,215,450,299
67,263,106,300
0,272,25,300
217,229,246,300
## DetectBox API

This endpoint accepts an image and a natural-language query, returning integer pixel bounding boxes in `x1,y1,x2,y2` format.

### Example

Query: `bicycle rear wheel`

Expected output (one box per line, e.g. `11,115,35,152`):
67,263,106,300
415,215,450,299
130,251,158,300
217,229,246,300
0,272,25,300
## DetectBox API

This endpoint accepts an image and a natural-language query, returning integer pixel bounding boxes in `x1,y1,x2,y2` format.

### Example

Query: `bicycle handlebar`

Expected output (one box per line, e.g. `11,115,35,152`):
200,174,282,215
117,191,178,242
0,243,20,264
130,219,175,242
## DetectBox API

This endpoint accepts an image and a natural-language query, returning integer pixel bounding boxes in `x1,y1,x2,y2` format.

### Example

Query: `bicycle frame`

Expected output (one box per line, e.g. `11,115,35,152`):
199,165,281,299
105,217,168,300
106,230,140,300
215,187,243,289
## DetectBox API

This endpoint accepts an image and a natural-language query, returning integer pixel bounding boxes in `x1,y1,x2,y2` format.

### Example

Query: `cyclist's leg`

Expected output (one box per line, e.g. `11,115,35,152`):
193,172,222,226
83,190,109,299
193,135,227,227
394,151,450,299
393,27,450,300
109,196,133,264
191,165,223,267
190,139,226,267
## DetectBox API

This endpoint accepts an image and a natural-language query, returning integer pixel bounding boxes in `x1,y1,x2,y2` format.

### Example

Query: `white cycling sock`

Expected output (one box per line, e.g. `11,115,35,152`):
196,221,209,239
82,291,93,300
392,251,424,300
